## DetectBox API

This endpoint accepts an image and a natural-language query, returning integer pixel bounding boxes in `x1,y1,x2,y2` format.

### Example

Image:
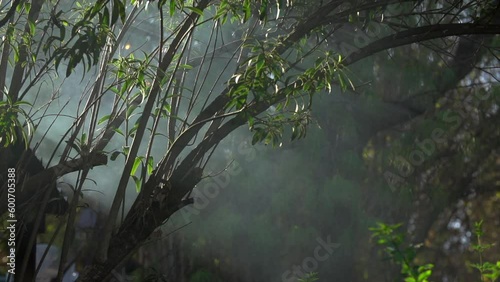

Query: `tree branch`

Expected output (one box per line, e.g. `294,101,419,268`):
344,23,500,65
0,153,107,215
0,0,21,28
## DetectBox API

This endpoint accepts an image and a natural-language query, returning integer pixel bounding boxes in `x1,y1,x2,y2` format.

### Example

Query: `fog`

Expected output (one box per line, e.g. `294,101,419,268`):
12,1,499,282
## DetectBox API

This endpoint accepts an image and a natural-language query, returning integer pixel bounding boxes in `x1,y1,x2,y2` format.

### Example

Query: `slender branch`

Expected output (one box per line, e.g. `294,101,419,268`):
7,0,44,102
344,23,500,65
169,22,500,196
0,0,22,28
97,0,211,262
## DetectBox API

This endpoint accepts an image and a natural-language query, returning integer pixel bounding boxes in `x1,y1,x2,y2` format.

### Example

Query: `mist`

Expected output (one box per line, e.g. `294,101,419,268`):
1,1,499,281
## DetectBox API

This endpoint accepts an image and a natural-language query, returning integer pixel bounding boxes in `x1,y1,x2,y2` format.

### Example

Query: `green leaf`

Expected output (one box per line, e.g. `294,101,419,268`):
337,72,346,90
243,0,251,22
111,0,119,26
117,0,126,23
474,220,484,237
163,103,171,114
256,58,265,76
24,2,31,13
169,0,176,16
179,64,193,70
103,7,110,27
122,146,130,155
13,47,19,62
417,269,432,282
147,156,154,175
126,104,138,118
259,0,268,21
186,6,203,16
128,122,139,137
131,175,142,192
59,24,66,40
131,156,143,176
251,128,265,145
80,132,87,144
114,128,124,136
98,115,111,125
28,21,36,36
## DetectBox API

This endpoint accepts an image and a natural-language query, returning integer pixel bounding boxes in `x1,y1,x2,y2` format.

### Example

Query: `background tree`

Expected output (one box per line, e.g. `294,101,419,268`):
0,0,499,281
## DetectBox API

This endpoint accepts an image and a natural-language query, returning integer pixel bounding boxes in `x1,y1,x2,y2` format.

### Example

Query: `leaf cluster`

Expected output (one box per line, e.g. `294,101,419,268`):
0,97,33,148
470,220,500,282
370,222,433,282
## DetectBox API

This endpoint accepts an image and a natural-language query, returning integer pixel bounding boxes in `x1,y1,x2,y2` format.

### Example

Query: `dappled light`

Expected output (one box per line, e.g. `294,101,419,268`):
0,0,499,281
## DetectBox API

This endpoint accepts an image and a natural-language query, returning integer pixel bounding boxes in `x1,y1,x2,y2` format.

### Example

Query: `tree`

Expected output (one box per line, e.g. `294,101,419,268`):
0,0,499,281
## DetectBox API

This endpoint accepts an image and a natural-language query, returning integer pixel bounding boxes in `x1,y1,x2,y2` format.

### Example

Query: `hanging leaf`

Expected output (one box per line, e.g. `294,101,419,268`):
131,156,143,176
147,156,154,175
28,21,36,36
259,0,268,21
98,115,111,125
169,0,176,16
110,151,122,161
186,6,203,16
131,175,142,192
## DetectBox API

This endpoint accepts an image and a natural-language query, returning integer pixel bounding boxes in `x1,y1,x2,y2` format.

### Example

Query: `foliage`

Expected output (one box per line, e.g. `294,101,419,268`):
0,97,32,147
370,223,433,282
370,220,500,282
470,221,500,282
1,0,499,280
298,272,319,282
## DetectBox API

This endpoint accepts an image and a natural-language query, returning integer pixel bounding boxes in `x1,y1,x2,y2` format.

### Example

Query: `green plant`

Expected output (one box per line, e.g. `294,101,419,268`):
0,96,33,147
370,222,433,282
298,272,319,282
470,220,500,282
